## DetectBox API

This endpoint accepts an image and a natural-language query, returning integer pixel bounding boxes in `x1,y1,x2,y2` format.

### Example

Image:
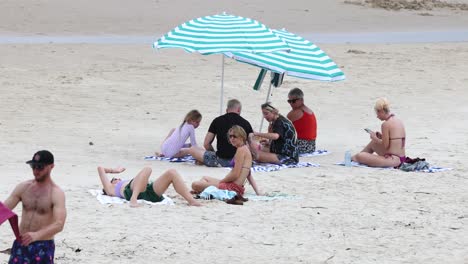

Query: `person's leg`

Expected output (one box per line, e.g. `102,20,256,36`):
128,167,152,207
191,176,221,193
179,146,205,163
255,151,281,164
152,169,201,206
353,153,401,167
352,140,386,161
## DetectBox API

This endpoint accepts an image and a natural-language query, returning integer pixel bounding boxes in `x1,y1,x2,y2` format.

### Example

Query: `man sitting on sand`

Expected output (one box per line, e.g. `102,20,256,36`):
98,165,201,206
180,99,253,167
3,150,67,264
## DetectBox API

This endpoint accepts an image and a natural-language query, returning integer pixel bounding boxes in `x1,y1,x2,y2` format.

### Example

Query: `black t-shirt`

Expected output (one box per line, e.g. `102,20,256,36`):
208,112,253,159
269,115,299,162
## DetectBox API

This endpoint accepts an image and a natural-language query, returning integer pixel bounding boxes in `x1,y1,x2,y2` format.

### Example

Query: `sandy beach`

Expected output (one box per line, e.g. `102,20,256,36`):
1,1,467,263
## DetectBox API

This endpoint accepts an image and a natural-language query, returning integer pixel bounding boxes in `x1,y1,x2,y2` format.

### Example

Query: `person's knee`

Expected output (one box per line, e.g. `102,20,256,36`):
142,166,152,174
353,153,362,162
191,181,201,192
165,168,178,178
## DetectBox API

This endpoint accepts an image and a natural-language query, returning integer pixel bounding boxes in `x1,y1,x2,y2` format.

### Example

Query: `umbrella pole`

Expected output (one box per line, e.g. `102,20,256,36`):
259,82,273,132
220,55,225,115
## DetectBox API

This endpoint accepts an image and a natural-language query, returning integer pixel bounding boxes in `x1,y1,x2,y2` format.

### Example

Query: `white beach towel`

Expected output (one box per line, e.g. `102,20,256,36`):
88,189,174,205
335,161,452,173
299,149,330,157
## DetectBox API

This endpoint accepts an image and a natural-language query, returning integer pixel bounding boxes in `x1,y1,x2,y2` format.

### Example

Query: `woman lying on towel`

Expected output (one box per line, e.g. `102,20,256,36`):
249,102,299,165
191,125,261,197
98,166,201,207
352,97,406,167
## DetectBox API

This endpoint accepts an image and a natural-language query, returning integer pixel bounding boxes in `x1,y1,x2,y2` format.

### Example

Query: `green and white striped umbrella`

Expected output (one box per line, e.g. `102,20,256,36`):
153,13,289,54
153,13,290,113
225,29,345,81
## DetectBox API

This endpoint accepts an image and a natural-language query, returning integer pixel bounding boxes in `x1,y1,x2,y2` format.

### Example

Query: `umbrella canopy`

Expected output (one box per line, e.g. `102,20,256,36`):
224,29,345,81
153,13,290,113
153,13,290,54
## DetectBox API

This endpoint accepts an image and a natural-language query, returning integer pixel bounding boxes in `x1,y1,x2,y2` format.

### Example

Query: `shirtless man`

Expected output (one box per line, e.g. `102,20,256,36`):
4,150,66,264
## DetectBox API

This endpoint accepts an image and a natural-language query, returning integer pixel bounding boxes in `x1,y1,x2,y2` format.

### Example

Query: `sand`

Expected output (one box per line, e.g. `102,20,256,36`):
0,1,467,263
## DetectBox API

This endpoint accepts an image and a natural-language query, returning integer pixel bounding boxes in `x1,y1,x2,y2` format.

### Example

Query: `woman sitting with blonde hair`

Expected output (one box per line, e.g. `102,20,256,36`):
352,98,406,167
250,102,299,164
191,125,260,196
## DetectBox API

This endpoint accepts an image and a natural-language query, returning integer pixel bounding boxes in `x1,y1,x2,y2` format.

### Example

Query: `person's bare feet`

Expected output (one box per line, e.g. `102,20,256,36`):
188,200,202,206
154,152,164,157
129,201,142,208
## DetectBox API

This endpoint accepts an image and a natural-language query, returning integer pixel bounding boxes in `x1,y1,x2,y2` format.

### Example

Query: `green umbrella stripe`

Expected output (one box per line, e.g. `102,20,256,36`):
155,42,287,53
162,37,289,46
168,30,280,39
230,53,339,72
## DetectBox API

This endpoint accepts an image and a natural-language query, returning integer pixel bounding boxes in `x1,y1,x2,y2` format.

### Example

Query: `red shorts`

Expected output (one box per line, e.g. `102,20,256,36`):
218,182,245,196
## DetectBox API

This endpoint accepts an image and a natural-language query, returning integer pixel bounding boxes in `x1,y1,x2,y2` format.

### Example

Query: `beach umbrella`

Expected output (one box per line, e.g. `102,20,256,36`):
225,29,345,82
224,28,345,130
153,13,289,114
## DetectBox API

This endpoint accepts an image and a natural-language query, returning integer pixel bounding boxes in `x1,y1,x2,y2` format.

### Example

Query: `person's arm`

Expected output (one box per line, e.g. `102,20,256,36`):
253,131,279,140
203,132,215,151
188,125,197,147
4,182,28,210
21,188,66,246
97,166,114,195
247,174,261,195
380,122,391,149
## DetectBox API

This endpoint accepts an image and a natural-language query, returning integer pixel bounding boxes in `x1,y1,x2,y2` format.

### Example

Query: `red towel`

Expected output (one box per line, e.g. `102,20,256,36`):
0,202,21,242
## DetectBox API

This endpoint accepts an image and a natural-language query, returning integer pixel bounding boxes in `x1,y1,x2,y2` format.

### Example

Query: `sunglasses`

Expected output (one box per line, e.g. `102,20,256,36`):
228,134,238,139
30,164,45,170
287,98,299,104
110,177,117,183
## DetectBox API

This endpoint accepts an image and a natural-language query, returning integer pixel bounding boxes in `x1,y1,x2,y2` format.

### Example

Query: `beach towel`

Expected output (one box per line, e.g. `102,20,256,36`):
335,161,452,173
144,155,196,163
299,149,330,157
0,202,21,242
238,161,320,173
88,189,174,205
198,186,237,201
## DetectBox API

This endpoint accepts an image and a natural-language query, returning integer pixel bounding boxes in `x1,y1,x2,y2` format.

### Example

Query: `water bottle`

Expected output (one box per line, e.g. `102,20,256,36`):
344,150,352,167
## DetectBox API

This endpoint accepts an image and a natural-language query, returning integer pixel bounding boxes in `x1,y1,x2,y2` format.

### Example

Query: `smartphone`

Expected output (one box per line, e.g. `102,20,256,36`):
364,128,372,133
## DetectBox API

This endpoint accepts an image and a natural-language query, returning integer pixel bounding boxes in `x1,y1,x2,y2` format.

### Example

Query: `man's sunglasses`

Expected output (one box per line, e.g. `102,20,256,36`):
30,164,45,170
287,98,299,104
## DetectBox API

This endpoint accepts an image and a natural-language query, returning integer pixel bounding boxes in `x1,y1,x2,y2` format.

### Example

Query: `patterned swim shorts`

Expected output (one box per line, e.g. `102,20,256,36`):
9,239,55,264
203,151,232,167
297,139,316,154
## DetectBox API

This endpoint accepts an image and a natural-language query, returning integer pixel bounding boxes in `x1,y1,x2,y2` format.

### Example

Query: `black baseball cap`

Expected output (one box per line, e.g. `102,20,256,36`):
26,150,54,165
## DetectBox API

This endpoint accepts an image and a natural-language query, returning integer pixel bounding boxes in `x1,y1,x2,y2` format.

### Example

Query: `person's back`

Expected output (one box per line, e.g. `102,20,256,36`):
209,112,253,159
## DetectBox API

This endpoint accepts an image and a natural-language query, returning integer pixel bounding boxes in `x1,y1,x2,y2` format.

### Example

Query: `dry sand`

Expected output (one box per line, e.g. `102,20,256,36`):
0,1,467,263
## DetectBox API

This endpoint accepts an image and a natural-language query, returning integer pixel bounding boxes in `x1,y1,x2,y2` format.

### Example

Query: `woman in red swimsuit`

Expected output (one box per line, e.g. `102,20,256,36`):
352,98,406,167
286,88,317,154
